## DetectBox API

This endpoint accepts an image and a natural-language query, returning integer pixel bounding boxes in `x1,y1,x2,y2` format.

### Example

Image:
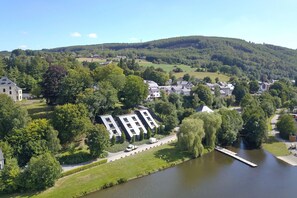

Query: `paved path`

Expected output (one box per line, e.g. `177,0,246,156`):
62,134,177,172
269,113,297,166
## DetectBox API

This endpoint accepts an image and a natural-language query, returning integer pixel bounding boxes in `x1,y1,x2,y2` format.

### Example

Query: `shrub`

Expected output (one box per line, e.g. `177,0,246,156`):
57,150,94,165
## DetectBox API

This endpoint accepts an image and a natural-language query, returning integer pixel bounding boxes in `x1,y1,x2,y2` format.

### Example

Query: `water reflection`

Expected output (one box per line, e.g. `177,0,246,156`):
85,145,297,198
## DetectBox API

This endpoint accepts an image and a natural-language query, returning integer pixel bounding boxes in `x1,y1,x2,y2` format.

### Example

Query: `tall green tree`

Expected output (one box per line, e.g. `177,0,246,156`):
191,112,222,149
52,103,92,145
277,114,297,140
191,84,213,106
232,82,248,104
0,158,21,193
249,80,260,94
41,65,67,105
177,118,205,158
0,94,29,139
217,108,243,146
22,153,61,190
121,75,148,108
86,124,110,157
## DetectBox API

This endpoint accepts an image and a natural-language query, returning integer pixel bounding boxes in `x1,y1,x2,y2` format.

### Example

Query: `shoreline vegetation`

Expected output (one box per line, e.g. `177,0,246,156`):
2,143,212,198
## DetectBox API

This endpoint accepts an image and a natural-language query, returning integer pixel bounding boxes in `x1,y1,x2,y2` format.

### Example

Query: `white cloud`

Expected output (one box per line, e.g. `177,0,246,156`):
70,32,82,37
88,33,97,38
18,45,28,49
128,37,141,43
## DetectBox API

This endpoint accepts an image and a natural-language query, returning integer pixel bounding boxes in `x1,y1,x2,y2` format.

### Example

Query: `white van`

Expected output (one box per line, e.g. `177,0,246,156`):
149,137,158,144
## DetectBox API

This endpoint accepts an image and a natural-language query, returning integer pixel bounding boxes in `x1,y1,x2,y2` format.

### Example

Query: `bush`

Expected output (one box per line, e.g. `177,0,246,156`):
57,150,94,165
117,178,127,184
61,159,107,177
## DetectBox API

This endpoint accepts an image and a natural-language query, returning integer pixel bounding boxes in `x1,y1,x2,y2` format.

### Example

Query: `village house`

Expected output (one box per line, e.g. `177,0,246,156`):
0,76,22,101
0,148,4,170
144,80,161,100
206,82,234,97
196,105,214,113
98,115,122,139
117,114,147,140
258,81,271,93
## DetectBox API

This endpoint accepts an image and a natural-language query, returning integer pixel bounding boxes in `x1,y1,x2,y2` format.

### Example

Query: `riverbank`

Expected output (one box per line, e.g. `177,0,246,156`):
3,143,195,198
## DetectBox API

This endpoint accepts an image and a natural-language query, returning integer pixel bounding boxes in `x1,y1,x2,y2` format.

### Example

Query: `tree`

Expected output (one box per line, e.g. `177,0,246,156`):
177,118,205,158
121,75,148,108
183,73,190,81
131,135,135,143
86,124,110,157
93,63,124,82
52,103,92,145
0,94,29,139
217,108,243,146
111,135,116,145
139,129,144,141
120,132,126,143
191,84,213,106
77,82,118,122
147,128,152,139
22,153,62,190
41,65,67,105
0,158,21,193
143,66,169,85
232,82,248,104
57,66,93,104
191,112,222,149
163,113,179,133
277,114,297,140
203,76,212,83
0,141,13,160
249,80,259,94
242,105,267,148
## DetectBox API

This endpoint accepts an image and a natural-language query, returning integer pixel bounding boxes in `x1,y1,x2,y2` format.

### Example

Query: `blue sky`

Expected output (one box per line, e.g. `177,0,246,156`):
1,0,297,51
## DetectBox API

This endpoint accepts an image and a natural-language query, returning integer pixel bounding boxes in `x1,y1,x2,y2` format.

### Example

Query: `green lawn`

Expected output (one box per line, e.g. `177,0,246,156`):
20,100,54,120
5,143,191,198
263,136,290,156
138,60,195,73
174,71,230,82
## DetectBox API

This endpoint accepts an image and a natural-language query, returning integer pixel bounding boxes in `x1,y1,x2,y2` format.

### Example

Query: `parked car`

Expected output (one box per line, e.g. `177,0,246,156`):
149,137,158,144
125,144,138,152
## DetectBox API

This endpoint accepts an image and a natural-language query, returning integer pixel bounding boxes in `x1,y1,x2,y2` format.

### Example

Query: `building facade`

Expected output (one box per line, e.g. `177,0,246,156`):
98,115,122,139
117,114,147,140
0,76,22,101
0,148,4,170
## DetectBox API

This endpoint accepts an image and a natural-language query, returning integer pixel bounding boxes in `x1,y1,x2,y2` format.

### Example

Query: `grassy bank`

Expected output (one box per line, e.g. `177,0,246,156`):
7,143,191,198
263,136,290,156
21,100,54,120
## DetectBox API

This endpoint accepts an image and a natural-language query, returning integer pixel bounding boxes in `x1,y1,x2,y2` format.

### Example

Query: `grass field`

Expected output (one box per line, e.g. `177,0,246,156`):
20,100,54,120
263,136,290,156
174,71,230,82
137,59,195,73
5,143,191,198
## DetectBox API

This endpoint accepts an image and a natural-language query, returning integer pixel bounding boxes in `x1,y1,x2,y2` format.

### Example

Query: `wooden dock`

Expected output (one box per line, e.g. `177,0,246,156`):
215,146,258,168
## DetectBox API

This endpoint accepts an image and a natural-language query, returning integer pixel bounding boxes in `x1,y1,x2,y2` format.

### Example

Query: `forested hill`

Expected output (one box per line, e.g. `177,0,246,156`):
42,36,297,80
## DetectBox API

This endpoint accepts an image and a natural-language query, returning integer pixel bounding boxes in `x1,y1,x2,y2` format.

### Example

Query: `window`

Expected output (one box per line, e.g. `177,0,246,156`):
147,117,152,121
127,123,132,128
144,112,148,116
131,129,136,134
132,116,137,121
124,118,129,122
109,124,114,128
135,122,140,126
9,86,11,90
9,91,12,95
112,130,117,134
106,118,111,122
150,122,154,126
2,88,5,92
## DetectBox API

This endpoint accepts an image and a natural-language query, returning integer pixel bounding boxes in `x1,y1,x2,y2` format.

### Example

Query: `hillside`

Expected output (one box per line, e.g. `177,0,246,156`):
42,36,297,80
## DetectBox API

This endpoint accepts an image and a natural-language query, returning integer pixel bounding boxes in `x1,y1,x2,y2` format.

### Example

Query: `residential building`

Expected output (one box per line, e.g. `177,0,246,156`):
205,82,234,97
98,115,122,139
136,109,159,130
196,105,214,113
0,76,22,101
258,82,271,92
144,80,160,100
117,114,147,140
0,148,4,170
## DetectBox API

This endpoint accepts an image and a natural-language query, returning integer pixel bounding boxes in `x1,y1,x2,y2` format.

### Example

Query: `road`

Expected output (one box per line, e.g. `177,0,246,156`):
62,134,177,172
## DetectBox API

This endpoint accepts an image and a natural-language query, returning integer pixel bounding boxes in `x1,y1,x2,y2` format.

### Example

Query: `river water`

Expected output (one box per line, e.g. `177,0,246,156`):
84,144,297,198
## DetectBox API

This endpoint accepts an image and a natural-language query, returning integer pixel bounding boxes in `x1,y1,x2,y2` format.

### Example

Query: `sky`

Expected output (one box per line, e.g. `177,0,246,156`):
1,0,297,51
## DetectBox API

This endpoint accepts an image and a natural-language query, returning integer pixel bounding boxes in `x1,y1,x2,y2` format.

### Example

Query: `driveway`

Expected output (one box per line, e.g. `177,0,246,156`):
62,134,177,172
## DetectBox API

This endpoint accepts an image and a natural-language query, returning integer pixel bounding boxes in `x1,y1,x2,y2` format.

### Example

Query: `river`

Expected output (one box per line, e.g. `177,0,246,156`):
84,143,297,198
